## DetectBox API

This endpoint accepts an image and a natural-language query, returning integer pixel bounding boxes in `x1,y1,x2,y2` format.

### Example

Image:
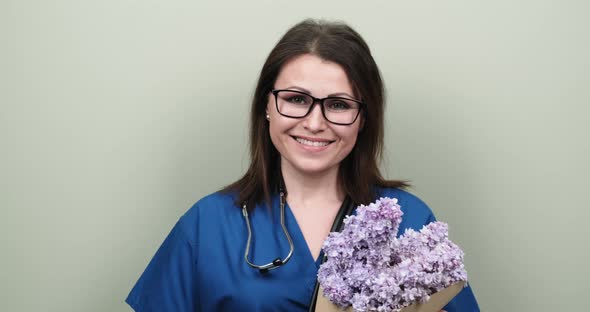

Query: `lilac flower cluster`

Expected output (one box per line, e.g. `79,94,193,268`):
317,197,467,312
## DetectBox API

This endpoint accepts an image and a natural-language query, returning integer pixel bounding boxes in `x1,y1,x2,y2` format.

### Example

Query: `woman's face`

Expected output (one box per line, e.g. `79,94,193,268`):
266,53,362,177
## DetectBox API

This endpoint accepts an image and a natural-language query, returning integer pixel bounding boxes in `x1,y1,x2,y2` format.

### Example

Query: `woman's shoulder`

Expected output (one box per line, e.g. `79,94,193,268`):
182,190,238,219
176,190,239,240
375,186,436,226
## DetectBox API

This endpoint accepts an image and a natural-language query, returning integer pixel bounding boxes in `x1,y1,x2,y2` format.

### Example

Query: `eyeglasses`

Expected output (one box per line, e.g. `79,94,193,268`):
271,89,364,125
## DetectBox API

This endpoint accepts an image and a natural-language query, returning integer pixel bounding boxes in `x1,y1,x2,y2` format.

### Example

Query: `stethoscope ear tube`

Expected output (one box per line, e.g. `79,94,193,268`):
308,196,356,312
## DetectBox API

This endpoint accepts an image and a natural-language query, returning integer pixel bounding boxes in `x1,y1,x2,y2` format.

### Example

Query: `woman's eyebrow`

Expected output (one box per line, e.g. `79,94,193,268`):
328,92,355,99
283,86,311,94
283,86,355,99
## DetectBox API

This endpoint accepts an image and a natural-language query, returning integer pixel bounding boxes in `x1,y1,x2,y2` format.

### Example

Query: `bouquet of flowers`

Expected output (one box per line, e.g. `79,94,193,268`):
317,197,467,312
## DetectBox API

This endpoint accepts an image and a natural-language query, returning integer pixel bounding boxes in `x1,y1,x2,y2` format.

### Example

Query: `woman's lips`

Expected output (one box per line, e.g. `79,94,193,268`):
291,135,334,151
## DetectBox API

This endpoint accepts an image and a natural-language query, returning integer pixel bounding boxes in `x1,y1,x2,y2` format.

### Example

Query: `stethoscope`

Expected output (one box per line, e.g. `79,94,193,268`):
241,187,294,273
241,183,355,274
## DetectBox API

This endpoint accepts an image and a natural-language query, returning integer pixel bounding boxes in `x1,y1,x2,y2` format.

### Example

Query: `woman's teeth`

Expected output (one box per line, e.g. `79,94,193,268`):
295,137,331,147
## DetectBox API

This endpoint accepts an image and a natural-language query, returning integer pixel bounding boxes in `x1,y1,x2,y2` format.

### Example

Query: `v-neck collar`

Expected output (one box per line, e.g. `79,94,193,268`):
279,195,356,269
281,200,325,268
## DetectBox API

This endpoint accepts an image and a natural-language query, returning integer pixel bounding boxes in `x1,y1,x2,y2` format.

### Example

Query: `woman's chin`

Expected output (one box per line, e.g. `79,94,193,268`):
290,163,339,177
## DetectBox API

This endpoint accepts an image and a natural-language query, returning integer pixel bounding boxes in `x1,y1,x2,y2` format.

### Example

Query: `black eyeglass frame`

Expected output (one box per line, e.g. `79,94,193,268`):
271,89,365,126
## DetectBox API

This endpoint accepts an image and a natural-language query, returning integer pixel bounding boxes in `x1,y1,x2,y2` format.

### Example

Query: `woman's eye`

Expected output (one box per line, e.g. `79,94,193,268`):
288,96,308,104
328,101,351,110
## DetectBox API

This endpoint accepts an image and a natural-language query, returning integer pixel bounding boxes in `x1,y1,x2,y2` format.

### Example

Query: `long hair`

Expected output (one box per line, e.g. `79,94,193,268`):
222,19,408,210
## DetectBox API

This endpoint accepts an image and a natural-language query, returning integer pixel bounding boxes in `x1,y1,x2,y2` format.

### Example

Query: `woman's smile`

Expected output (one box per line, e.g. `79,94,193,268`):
291,135,335,151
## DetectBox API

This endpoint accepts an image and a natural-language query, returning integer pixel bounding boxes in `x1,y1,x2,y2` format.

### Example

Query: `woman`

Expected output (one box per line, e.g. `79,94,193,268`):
126,19,480,311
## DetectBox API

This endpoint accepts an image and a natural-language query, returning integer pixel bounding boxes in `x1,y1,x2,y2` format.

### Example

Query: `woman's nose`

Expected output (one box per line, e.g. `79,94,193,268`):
303,102,327,132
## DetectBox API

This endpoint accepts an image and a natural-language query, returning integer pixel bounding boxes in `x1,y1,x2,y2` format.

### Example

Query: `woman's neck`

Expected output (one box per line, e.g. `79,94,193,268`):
280,160,344,210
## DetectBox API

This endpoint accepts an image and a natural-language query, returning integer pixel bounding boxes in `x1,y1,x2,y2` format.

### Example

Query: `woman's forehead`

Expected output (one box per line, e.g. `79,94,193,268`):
275,54,354,98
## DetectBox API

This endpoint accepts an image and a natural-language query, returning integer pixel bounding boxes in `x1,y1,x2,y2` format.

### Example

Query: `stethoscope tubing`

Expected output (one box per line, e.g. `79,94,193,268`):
242,190,295,273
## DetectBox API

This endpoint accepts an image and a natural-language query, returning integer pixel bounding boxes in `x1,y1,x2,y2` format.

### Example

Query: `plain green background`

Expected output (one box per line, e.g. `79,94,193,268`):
2,0,589,311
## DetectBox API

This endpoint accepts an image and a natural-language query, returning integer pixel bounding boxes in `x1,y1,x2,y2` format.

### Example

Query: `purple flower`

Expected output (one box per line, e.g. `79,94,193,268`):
318,197,468,311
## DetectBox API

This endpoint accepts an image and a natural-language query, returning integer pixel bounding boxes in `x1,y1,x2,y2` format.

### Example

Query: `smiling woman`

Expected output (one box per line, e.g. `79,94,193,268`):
125,19,480,312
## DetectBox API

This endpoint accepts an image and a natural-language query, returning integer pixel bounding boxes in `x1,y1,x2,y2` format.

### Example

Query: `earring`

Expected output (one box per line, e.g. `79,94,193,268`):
266,114,270,120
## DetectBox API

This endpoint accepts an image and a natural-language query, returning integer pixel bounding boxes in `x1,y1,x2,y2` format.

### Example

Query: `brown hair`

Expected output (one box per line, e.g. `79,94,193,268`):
222,19,408,209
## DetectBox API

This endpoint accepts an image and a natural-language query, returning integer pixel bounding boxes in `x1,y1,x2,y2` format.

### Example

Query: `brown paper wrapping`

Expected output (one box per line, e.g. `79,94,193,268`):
314,281,466,312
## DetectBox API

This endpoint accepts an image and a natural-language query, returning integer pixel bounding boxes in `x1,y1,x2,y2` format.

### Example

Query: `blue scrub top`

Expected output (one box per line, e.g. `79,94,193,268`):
126,187,479,311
